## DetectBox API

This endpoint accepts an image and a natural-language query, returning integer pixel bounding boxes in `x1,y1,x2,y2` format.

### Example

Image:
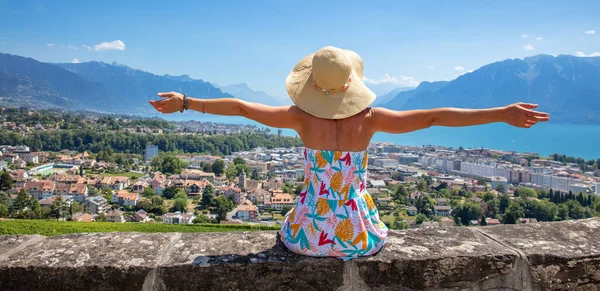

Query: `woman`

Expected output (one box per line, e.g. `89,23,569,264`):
149,46,550,260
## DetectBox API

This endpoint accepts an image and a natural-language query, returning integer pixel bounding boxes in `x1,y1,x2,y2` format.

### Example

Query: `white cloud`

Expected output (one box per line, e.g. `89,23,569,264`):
584,30,596,35
454,66,465,71
523,44,535,51
535,36,543,41
363,74,420,87
61,44,77,50
427,65,434,70
84,40,126,51
71,58,80,64
521,34,529,38
574,51,600,57
46,43,54,47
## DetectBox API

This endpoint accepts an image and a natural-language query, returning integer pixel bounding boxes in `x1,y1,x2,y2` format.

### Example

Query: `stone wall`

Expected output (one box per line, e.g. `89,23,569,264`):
1,218,599,290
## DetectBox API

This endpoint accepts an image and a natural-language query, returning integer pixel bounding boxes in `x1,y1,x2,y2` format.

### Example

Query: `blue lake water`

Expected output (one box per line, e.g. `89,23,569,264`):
139,113,599,160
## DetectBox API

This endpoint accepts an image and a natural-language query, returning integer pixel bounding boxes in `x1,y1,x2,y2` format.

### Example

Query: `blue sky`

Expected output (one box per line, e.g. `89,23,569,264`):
0,0,598,99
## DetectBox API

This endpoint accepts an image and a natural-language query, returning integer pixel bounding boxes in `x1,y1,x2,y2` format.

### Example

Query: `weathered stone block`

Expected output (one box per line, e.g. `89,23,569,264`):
0,218,598,291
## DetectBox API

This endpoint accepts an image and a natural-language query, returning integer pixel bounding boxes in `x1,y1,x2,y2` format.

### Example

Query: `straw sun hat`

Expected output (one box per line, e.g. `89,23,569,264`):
285,46,376,119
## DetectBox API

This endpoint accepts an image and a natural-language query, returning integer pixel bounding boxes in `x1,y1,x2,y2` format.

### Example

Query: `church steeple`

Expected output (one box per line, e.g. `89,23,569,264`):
238,169,247,189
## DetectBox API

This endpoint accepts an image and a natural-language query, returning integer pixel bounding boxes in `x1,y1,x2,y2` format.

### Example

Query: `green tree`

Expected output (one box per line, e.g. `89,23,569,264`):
483,192,496,202
515,187,537,198
13,188,30,214
50,196,70,220
174,190,188,200
499,194,511,214
0,204,8,217
494,184,506,193
0,169,14,191
162,186,177,200
28,197,41,219
142,187,156,198
70,201,83,214
211,159,225,176
393,185,409,201
193,215,215,224
233,157,246,165
557,203,569,220
415,195,434,217
215,195,235,222
0,191,11,207
173,198,188,212
87,186,99,197
486,198,500,218
452,201,483,226
151,153,186,175
251,169,260,180
201,184,216,209
415,213,428,225
394,219,410,230
480,216,487,226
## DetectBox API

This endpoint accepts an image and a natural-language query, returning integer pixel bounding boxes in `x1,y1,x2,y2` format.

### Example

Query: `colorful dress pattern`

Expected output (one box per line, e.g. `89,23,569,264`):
279,147,388,260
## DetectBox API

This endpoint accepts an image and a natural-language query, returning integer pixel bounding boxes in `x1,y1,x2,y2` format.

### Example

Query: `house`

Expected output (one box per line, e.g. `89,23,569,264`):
54,174,84,184
407,206,418,216
183,179,212,197
486,218,502,226
110,176,130,191
435,198,449,206
132,180,149,193
72,212,95,222
223,185,242,199
433,205,452,216
38,195,72,208
236,202,259,221
53,183,71,196
270,193,295,211
67,183,88,203
163,212,196,224
180,170,215,182
111,190,140,207
131,210,150,222
106,210,125,223
376,196,392,206
84,196,108,215
25,180,56,200
180,213,196,224
368,180,386,188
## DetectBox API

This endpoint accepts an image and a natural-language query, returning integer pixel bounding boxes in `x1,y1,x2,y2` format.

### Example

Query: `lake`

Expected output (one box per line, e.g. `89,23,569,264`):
139,113,600,160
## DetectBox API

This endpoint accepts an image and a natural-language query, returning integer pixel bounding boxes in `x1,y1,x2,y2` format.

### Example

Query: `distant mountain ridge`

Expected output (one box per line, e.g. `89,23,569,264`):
383,54,600,124
213,82,287,106
0,53,118,110
57,61,232,112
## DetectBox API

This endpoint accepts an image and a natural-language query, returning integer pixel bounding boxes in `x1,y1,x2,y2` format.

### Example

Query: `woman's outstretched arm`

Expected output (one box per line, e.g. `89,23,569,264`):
149,92,303,129
370,103,550,134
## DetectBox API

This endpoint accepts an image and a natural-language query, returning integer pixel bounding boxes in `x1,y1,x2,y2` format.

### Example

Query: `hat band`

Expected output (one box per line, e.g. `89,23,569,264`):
312,74,353,95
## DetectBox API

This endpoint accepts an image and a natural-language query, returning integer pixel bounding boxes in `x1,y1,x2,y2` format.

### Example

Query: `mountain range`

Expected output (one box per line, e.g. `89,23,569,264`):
0,52,599,123
383,54,600,124
212,83,286,106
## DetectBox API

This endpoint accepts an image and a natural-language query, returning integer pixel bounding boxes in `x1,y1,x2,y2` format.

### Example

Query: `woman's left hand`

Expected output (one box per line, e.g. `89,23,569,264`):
149,92,184,113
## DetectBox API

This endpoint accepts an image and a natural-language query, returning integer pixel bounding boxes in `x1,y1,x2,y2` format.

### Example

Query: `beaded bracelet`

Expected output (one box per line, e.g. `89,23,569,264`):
179,94,188,113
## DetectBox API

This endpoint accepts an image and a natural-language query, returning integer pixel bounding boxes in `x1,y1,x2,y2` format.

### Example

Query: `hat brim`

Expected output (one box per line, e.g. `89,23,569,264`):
285,52,376,119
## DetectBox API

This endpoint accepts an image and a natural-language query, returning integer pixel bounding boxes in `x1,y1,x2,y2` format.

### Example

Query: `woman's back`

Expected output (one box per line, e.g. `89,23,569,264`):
296,107,374,152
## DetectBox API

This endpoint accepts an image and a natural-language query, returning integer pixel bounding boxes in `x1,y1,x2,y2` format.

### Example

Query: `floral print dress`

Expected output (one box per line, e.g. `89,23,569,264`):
279,147,388,260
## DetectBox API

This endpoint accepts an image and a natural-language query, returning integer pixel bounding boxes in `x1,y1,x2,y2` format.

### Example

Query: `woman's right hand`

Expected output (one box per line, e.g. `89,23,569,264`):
149,92,184,114
502,102,550,128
